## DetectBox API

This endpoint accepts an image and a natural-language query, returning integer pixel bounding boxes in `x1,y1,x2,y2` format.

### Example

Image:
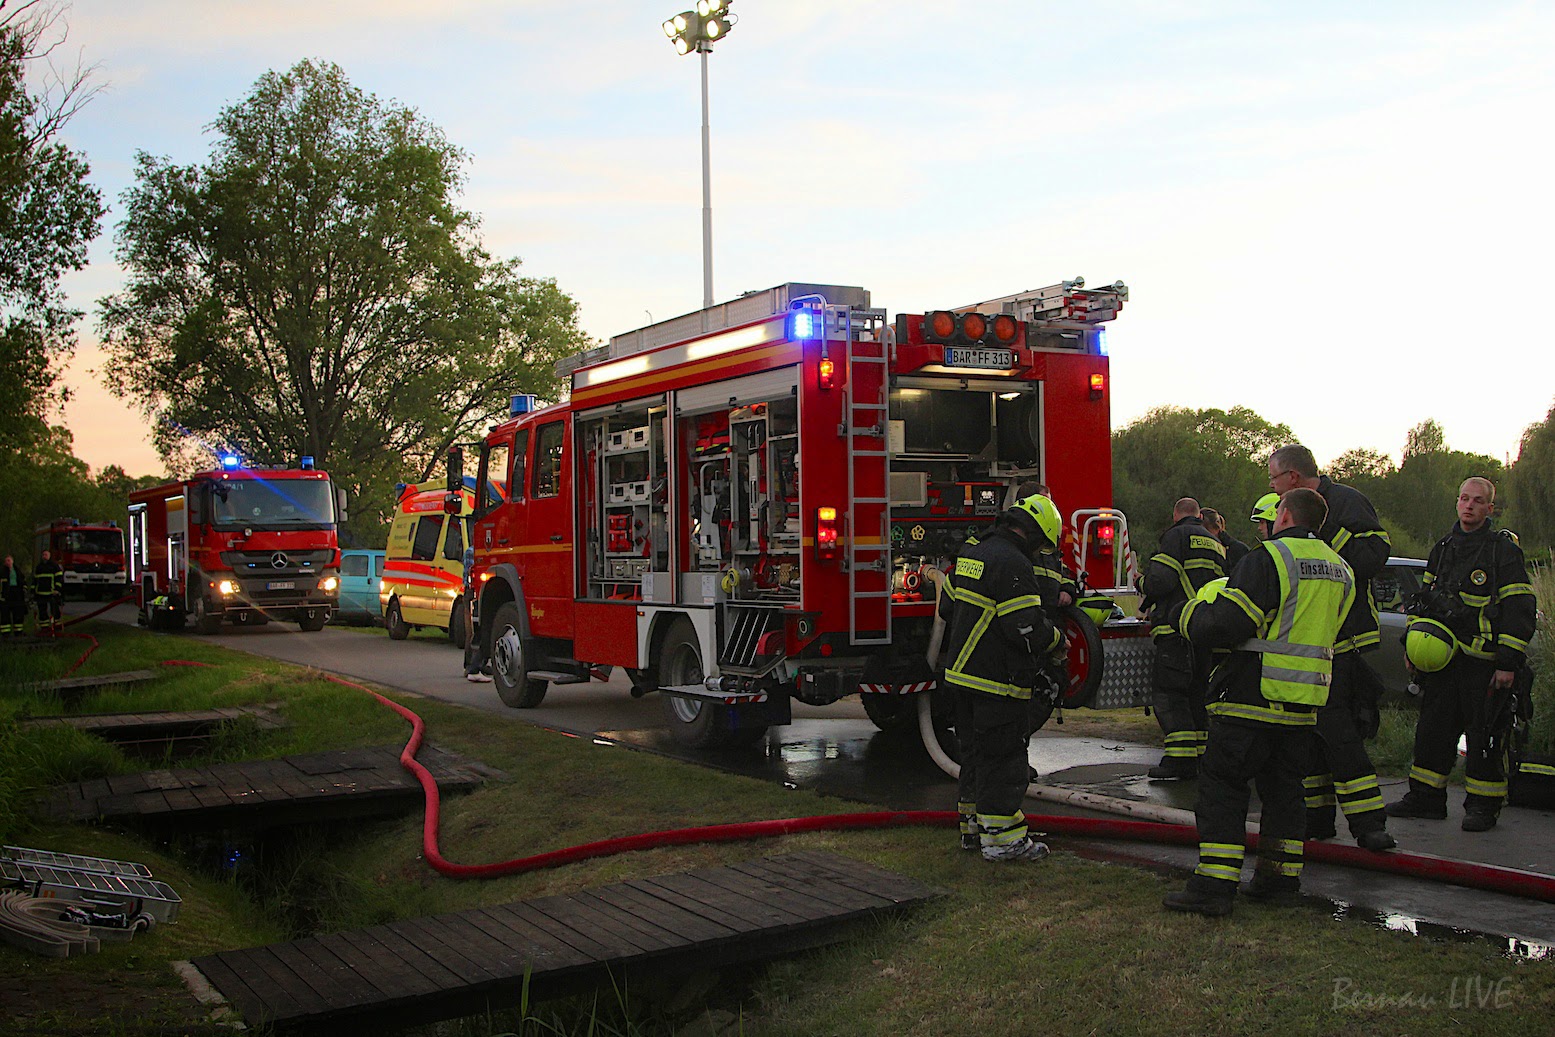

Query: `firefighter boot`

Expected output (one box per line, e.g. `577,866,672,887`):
978,813,1049,862
1162,876,1235,917
1462,809,1499,832
1243,870,1302,907
1147,756,1198,781
1385,790,1447,820
1354,822,1397,851
981,837,1050,863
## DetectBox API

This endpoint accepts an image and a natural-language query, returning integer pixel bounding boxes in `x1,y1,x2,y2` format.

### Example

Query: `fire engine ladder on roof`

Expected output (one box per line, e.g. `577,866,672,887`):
839,305,891,645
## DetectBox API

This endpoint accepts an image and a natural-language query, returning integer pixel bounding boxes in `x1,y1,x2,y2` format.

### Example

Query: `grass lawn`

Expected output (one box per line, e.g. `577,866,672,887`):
1,621,1552,1035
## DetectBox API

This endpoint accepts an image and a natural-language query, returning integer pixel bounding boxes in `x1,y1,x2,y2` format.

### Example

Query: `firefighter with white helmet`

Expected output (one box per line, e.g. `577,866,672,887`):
940,492,1062,862
1387,477,1537,831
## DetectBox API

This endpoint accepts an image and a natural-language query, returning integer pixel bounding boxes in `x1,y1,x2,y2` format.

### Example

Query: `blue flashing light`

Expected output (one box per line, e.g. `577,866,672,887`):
511,394,537,417
1095,328,1108,356
220,454,241,470
789,308,819,341
299,455,315,470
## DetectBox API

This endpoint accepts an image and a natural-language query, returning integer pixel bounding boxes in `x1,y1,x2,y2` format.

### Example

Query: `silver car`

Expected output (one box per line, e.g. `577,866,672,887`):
1371,556,1427,702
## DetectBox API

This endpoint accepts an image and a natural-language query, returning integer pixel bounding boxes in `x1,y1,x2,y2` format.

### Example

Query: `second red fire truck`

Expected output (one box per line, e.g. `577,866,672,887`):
465,279,1151,746
128,457,345,634
33,519,128,600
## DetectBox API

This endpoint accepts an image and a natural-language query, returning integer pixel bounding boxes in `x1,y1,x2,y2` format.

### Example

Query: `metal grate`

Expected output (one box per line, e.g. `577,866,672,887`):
719,606,781,674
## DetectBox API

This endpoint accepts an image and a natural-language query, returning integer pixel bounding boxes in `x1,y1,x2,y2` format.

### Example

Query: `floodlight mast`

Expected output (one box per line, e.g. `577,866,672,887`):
661,2,736,310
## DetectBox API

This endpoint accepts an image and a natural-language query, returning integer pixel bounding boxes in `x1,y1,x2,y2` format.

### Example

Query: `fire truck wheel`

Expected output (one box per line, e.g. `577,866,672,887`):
861,692,915,732
298,610,328,632
658,620,767,749
491,601,548,708
191,595,222,635
1058,606,1105,708
385,599,410,641
449,597,469,650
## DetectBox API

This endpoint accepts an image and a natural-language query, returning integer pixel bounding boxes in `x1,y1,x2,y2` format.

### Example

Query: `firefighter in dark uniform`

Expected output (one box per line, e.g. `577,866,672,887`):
2,554,26,635
1162,488,1356,916
1141,497,1227,779
940,493,1062,862
33,549,64,635
1201,508,1250,571
1271,445,1395,851
1387,477,1537,831
1014,481,1079,718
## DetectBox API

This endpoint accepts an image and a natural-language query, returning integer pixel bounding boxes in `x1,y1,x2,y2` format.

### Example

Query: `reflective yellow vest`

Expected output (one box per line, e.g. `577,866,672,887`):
1238,538,1355,706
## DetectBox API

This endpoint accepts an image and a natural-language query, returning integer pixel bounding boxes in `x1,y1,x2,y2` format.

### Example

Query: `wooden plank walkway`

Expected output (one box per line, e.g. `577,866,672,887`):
191,849,942,1032
19,669,160,698
41,745,486,830
23,705,286,751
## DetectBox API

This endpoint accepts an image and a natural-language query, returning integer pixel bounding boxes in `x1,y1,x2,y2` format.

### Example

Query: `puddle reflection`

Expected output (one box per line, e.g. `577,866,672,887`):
1329,900,1554,960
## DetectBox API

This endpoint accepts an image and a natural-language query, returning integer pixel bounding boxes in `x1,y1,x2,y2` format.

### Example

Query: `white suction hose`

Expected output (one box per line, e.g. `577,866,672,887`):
917,689,1200,827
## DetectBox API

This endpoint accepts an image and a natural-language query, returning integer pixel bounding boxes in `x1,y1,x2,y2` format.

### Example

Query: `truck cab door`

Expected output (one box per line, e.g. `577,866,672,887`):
524,417,573,640
473,430,517,579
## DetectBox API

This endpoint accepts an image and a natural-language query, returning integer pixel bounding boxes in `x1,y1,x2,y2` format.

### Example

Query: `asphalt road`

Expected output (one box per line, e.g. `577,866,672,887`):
71,600,1555,950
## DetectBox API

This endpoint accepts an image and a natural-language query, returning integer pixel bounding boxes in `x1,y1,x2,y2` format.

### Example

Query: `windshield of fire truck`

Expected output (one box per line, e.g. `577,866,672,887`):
62,530,123,555
209,478,336,527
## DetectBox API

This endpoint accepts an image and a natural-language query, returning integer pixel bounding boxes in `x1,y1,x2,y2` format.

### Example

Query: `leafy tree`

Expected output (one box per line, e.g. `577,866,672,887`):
99,60,591,545
1113,405,1295,552
0,1,105,456
1329,446,1395,487
0,420,143,558
1368,419,1502,551
1507,400,1555,555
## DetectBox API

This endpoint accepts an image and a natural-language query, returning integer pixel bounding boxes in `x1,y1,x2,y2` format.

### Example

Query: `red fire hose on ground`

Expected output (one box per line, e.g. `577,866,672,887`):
44,608,1555,903
320,673,1555,903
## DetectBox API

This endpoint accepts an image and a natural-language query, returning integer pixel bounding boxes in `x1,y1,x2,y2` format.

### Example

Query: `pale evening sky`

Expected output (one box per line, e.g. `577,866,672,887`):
42,0,1555,478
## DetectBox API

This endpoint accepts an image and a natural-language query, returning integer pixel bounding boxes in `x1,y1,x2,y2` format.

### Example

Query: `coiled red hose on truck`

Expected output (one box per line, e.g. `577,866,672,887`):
322,673,1555,902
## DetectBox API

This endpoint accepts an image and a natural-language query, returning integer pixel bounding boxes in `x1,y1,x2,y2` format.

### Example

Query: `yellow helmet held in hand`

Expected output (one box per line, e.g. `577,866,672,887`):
1404,616,1458,673
1250,493,1279,524
1195,577,1229,605
1012,493,1062,548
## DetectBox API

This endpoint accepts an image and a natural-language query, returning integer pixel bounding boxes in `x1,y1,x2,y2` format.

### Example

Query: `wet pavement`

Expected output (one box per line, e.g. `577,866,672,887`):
72,600,1555,951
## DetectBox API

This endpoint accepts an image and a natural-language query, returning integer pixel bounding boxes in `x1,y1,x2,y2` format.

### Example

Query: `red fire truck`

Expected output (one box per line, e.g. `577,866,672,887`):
33,519,128,600
127,457,345,634
465,280,1152,747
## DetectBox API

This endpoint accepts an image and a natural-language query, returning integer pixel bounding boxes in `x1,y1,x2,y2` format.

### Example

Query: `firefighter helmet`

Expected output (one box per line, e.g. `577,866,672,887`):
1011,493,1062,547
1076,593,1123,627
1195,577,1229,605
1250,492,1279,524
1404,616,1458,673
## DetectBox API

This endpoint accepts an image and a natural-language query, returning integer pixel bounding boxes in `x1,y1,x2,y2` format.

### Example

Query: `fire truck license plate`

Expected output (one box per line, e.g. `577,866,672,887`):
943,346,1014,369
267,581,295,591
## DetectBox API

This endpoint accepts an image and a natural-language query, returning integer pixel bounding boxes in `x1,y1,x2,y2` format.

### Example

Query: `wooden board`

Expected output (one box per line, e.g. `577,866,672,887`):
20,669,159,697
22,706,286,752
191,851,942,1032
41,745,484,829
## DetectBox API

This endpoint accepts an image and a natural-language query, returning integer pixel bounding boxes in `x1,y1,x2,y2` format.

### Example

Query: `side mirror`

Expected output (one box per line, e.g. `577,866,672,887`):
336,488,349,524
443,491,464,516
446,446,464,495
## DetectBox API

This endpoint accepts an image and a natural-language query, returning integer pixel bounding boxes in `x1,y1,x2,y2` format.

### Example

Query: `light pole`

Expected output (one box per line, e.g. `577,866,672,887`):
662,1,735,311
